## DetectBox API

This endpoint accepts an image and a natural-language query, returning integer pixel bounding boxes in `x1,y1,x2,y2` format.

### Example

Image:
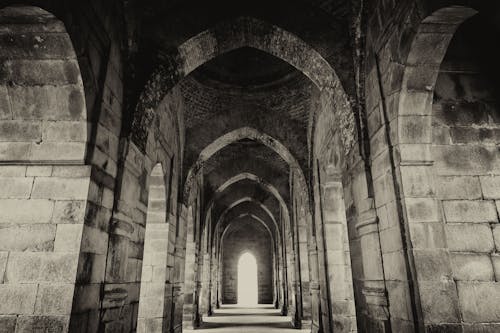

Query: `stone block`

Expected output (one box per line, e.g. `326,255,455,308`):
418,280,460,324
26,165,53,176
446,224,494,253
5,59,80,86
0,32,75,59
492,255,500,281
382,251,406,281
54,224,83,252
386,281,412,321
408,222,446,249
457,282,500,322
443,200,497,223
0,252,7,283
379,226,404,253
0,177,33,198
0,85,11,120
51,165,91,177
0,142,31,160
398,115,432,144
5,252,78,283
42,121,87,142
373,173,396,208
31,177,90,200
398,144,432,164
0,224,55,251
0,284,37,314
9,84,85,121
480,176,500,200
0,315,16,333
413,249,452,281
0,166,26,176
15,315,69,333
400,165,435,197
0,199,53,224
34,283,74,315
52,200,86,224
451,253,494,281
437,176,481,200
399,91,433,116
29,141,86,162
81,225,108,255
433,145,500,176
404,197,439,223
138,295,164,318
0,120,41,142
494,226,500,252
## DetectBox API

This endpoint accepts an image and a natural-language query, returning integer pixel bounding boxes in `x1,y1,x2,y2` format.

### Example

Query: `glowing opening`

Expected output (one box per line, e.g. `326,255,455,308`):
237,252,258,306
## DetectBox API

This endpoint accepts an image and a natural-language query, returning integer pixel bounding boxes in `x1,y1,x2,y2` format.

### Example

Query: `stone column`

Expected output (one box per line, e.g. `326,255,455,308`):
355,200,390,332
182,206,198,329
308,248,321,333
320,169,358,332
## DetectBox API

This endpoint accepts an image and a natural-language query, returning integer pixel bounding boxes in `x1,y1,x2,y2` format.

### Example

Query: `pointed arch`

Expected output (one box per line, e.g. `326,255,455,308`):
131,16,355,157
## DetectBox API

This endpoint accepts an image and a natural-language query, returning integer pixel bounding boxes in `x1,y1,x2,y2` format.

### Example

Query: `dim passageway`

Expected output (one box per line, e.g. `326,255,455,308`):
1,2,499,333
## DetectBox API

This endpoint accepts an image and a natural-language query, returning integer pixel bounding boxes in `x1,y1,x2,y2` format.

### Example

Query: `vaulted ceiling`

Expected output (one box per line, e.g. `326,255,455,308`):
125,0,358,241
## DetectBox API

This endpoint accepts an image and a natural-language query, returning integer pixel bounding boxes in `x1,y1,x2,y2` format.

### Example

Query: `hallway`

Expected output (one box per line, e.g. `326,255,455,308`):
185,305,310,333
1,2,500,333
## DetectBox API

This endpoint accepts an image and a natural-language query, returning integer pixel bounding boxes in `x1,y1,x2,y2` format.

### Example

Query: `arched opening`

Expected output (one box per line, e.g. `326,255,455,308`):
237,252,258,306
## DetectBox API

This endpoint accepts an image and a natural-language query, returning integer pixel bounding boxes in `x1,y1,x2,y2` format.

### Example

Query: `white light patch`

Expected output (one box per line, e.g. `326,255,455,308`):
237,252,258,306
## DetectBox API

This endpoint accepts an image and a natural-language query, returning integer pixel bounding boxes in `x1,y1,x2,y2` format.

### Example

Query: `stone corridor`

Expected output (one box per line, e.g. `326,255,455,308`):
0,1,500,333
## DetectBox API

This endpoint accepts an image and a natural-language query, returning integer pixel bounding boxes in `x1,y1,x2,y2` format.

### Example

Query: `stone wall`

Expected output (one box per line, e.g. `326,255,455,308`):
432,15,500,328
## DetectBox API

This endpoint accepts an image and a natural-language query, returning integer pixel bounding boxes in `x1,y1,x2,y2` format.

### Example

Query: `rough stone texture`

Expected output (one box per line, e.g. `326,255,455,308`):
1,1,500,333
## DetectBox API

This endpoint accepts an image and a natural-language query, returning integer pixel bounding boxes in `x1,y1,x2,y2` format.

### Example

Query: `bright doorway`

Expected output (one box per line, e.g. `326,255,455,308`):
237,252,258,306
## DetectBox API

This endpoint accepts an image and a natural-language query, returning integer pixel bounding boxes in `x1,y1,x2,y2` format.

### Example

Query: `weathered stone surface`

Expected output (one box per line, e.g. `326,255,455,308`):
0,120,41,142
480,176,500,200
0,284,37,314
457,282,500,322
0,315,16,333
5,252,78,283
31,177,90,200
450,253,494,281
443,200,498,223
0,199,53,224
437,176,482,200
52,200,86,224
419,280,461,324
446,224,494,253
34,284,74,315
53,224,83,252
0,177,33,198
15,315,69,333
0,224,55,251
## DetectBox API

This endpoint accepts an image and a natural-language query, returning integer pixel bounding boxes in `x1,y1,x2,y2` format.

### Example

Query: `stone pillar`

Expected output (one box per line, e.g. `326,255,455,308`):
320,169,358,332
308,248,321,333
170,205,187,333
355,200,390,332
182,205,198,329
298,221,312,328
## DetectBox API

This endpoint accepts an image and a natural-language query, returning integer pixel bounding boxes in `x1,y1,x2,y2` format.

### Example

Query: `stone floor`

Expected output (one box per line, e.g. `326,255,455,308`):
184,305,310,332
